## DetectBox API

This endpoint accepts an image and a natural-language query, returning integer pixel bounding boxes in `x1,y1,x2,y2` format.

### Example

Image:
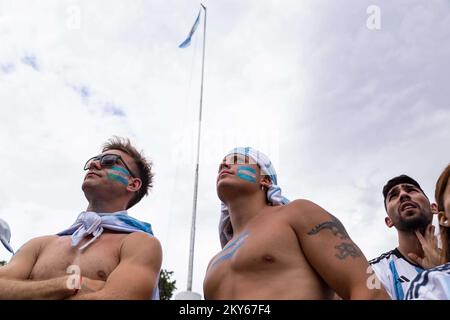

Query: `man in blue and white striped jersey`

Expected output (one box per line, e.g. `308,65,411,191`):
369,175,434,300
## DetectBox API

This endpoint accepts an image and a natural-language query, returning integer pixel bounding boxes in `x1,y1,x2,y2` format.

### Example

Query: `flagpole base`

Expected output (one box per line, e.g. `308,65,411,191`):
174,291,202,300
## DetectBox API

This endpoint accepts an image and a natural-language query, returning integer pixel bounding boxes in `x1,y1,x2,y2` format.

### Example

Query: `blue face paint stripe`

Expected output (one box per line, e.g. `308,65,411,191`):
237,173,257,183
107,173,129,186
238,169,256,177
236,166,257,183
111,165,130,176
237,166,256,174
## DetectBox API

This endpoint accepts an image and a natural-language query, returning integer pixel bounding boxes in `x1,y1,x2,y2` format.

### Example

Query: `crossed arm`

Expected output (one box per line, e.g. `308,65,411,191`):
69,232,162,300
0,233,162,300
0,236,75,300
288,199,390,300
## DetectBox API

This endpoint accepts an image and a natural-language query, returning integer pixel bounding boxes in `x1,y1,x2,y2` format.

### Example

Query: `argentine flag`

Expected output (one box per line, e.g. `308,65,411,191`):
179,10,201,48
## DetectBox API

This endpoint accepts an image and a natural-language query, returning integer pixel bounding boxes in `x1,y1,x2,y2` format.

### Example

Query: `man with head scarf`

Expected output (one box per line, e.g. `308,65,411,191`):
203,147,389,299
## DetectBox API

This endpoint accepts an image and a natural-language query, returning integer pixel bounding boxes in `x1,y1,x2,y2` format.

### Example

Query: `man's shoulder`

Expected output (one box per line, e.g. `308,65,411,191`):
280,199,332,221
13,235,58,256
281,199,323,214
118,232,162,271
276,199,335,233
25,235,59,247
121,232,161,255
369,249,396,265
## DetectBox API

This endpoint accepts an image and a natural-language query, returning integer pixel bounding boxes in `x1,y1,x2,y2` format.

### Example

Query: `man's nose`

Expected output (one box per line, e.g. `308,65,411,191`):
89,159,102,170
399,190,411,202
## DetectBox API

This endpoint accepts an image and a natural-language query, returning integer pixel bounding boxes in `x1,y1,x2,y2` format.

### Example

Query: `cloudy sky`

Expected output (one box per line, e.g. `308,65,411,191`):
1,0,449,298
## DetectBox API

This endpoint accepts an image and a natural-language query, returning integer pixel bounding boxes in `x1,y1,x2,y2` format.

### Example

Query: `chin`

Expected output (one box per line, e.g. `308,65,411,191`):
81,181,97,195
217,181,236,202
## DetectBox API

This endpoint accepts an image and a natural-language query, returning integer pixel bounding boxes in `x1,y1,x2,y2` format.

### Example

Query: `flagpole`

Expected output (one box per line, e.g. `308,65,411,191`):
187,3,206,293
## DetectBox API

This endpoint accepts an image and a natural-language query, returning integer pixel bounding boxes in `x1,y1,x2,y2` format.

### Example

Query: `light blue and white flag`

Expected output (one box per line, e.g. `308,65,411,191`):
58,210,153,250
179,10,201,48
0,218,13,254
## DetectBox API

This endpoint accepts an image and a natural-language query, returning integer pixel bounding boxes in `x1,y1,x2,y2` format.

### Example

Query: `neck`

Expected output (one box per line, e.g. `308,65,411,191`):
225,192,268,236
86,198,127,214
397,229,424,264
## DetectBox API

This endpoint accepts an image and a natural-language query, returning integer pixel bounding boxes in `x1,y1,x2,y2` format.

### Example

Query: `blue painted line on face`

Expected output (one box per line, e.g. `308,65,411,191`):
237,173,257,183
236,166,257,183
107,173,129,186
111,165,130,176
238,166,256,174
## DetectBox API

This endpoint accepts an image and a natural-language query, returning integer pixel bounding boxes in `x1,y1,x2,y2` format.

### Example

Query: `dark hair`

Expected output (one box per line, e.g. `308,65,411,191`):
435,164,450,263
102,136,154,209
382,175,426,210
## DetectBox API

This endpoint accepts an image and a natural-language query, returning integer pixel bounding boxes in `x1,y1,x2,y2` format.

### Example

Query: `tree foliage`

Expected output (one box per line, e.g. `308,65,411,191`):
158,268,176,300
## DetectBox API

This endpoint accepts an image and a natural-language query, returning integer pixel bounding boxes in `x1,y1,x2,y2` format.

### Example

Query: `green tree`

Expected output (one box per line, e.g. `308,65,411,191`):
0,260,6,266
158,269,176,300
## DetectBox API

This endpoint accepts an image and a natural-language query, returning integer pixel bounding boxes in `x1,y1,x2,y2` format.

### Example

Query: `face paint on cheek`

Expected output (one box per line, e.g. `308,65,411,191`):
107,173,129,186
110,165,131,176
106,166,130,186
236,166,257,183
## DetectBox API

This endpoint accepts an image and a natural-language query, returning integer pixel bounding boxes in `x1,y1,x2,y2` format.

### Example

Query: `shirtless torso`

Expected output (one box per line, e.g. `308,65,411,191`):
0,230,161,299
204,200,388,300
30,232,128,282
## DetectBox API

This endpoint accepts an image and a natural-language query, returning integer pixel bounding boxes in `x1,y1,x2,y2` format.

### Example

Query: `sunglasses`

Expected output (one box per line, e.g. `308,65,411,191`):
84,154,137,178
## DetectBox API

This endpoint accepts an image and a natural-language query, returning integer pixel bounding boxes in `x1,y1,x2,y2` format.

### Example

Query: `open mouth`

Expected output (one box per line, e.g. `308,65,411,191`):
400,201,418,212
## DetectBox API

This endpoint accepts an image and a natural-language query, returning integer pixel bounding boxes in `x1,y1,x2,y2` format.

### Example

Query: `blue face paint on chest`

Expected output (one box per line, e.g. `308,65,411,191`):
211,231,250,268
107,165,130,186
236,166,257,183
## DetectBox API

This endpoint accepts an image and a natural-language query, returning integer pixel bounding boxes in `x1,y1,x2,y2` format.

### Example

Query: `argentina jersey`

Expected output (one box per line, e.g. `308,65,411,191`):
369,248,423,300
405,262,450,300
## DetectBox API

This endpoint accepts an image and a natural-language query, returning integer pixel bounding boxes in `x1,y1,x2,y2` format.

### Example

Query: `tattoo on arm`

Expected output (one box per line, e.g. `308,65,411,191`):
307,214,362,260
334,243,362,260
307,215,350,240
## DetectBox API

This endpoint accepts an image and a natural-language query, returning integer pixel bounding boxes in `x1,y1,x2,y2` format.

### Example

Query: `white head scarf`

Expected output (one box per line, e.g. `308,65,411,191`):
218,147,289,248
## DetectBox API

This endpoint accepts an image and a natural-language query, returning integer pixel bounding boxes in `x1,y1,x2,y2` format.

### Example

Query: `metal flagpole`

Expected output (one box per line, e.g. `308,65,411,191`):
187,3,207,293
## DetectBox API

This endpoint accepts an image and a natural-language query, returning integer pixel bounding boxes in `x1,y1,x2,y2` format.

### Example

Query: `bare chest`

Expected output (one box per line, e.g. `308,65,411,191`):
30,233,126,281
204,223,302,285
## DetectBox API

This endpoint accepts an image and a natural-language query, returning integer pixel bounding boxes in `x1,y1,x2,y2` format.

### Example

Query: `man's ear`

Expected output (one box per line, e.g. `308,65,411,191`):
127,177,142,193
431,203,439,215
385,216,394,228
260,175,272,189
438,212,449,228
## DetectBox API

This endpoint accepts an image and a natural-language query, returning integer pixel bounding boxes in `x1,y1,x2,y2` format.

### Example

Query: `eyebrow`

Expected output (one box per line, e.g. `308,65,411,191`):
388,184,419,198
387,186,400,198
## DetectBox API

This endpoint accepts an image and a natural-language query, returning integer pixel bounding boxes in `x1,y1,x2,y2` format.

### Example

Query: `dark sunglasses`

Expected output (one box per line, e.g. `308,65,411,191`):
84,154,137,178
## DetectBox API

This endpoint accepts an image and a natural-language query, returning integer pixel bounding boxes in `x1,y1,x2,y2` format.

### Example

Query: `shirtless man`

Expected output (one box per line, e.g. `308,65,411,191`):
203,147,389,300
0,137,162,299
